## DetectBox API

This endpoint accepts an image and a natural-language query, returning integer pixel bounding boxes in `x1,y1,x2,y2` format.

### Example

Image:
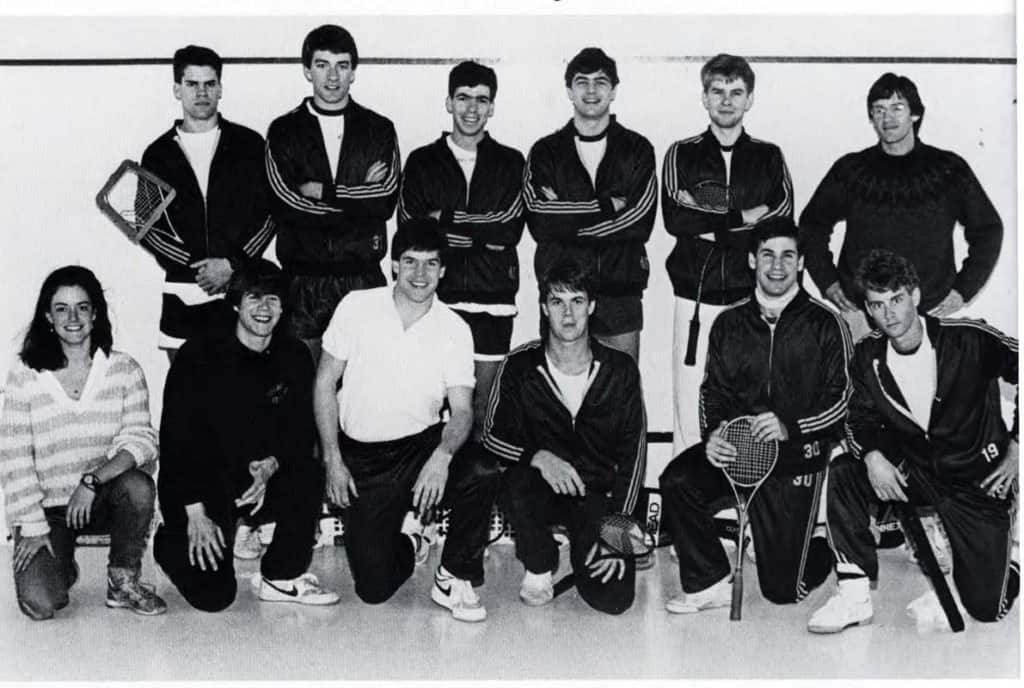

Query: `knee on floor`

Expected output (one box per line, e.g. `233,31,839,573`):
354,581,400,605
184,582,237,613
18,595,58,620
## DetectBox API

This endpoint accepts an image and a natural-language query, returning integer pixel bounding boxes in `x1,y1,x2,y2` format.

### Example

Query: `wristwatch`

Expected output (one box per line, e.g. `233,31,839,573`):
80,473,100,492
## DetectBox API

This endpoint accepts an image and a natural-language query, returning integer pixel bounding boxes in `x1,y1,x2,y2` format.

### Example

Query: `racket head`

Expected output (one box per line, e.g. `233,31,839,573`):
719,415,779,488
691,179,731,212
96,160,176,243
596,513,653,559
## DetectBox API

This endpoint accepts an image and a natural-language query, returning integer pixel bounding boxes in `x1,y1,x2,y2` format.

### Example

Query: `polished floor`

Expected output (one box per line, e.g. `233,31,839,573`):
0,540,1017,682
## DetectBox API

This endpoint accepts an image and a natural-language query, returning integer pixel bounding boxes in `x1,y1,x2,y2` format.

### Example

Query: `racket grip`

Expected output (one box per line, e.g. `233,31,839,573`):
684,317,700,366
730,567,743,621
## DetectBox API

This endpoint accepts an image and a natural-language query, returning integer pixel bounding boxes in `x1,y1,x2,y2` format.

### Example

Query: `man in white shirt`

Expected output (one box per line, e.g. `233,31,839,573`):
313,218,499,622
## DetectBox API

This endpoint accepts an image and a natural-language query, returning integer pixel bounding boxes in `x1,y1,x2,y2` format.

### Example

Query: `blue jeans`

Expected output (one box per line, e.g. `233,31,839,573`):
13,469,155,620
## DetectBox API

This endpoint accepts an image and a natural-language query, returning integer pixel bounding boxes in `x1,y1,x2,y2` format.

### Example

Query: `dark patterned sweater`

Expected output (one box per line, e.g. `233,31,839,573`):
799,141,1002,311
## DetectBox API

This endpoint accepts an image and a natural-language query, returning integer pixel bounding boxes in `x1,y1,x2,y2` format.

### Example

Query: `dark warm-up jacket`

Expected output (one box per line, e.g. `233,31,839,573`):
265,98,399,276
662,128,793,304
700,289,853,474
398,132,525,305
524,116,657,297
140,117,275,283
158,333,316,526
481,339,647,515
799,141,1003,312
846,316,1018,483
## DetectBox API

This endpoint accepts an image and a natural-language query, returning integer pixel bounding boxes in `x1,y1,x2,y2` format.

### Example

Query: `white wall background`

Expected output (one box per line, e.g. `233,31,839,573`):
0,12,1016,539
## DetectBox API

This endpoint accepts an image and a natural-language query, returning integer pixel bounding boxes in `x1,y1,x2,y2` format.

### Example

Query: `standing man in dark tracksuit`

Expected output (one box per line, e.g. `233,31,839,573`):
662,53,794,458
524,47,657,363
140,45,275,363
808,249,1018,634
399,61,526,438
482,258,647,615
659,218,849,616
265,24,400,363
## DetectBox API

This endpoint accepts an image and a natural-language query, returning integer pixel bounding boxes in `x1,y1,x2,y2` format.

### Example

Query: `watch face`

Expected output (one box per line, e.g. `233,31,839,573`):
82,474,98,487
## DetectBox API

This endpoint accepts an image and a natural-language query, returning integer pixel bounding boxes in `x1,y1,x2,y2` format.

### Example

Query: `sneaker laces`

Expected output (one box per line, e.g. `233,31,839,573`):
296,572,326,593
450,578,480,606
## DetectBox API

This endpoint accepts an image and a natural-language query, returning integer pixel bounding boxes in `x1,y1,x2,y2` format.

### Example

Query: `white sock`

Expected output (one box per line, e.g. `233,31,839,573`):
838,577,870,600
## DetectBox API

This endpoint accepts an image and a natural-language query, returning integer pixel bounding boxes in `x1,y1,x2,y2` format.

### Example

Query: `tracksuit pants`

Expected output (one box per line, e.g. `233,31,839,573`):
827,453,1019,622
660,443,832,603
339,425,500,604
501,463,636,615
154,458,324,612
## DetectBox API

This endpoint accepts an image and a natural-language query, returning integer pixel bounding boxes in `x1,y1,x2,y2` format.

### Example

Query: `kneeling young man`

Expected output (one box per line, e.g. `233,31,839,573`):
660,217,851,614
808,250,1018,633
155,259,338,611
314,219,499,621
482,258,647,615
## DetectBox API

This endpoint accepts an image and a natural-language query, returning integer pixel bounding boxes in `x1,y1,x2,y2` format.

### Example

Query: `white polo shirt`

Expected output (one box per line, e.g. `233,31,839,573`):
322,286,475,443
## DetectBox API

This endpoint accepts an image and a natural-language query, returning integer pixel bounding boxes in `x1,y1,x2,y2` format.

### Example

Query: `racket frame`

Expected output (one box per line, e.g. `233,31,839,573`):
95,159,177,244
718,415,780,621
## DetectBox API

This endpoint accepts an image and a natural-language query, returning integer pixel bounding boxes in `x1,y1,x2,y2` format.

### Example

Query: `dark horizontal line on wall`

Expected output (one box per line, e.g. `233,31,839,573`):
0,55,1014,67
642,55,1016,65
0,57,497,67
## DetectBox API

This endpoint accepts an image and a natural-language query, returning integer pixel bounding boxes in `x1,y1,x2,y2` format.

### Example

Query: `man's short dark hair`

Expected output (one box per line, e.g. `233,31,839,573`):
173,45,222,82
867,72,925,134
448,61,497,99
538,258,597,303
391,218,447,265
749,216,801,255
854,249,921,297
227,259,287,308
564,47,619,88
701,53,755,93
302,24,359,69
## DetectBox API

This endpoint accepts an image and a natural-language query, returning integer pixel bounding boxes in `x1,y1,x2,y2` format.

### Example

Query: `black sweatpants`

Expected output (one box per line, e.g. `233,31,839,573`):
659,443,832,603
827,453,1019,622
154,458,324,613
340,426,500,604
501,463,636,615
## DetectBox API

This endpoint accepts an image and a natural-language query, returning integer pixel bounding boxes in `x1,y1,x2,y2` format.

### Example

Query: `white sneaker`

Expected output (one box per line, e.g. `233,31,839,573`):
233,524,263,560
519,570,554,607
401,511,434,566
906,589,967,632
665,575,731,614
807,580,873,634
431,566,487,622
256,522,277,546
258,572,340,606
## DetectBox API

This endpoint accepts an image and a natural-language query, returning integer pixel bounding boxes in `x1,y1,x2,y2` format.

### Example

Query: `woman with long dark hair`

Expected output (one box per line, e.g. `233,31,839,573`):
0,265,166,619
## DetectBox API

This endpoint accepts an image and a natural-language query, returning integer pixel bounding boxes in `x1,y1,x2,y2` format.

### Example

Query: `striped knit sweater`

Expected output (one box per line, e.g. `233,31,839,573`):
0,349,158,537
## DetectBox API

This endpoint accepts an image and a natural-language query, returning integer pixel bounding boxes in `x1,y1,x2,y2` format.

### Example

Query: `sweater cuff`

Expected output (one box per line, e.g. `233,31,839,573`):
726,208,744,228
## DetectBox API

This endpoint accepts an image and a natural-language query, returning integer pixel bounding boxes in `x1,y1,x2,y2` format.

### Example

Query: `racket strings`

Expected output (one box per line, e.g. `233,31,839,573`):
722,424,777,487
598,514,648,555
692,181,730,211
